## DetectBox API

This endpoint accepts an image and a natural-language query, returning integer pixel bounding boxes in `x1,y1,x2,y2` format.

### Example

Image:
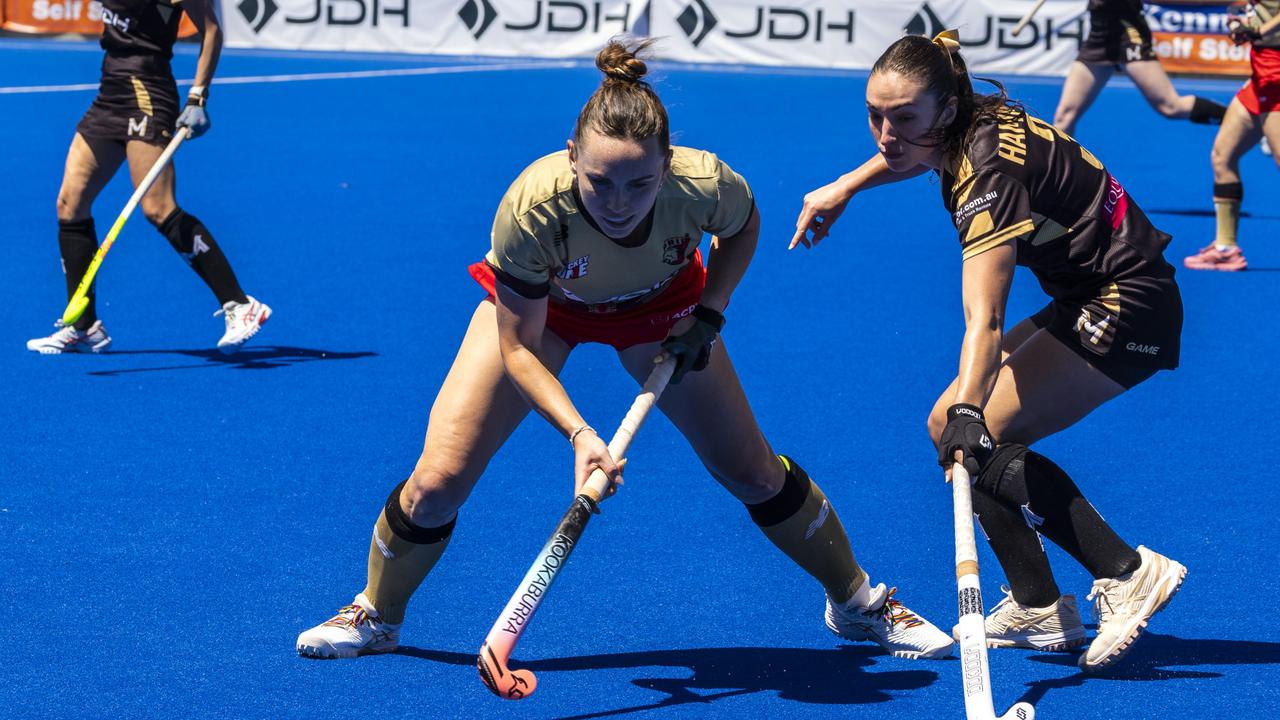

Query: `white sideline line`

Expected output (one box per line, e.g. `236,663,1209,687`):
0,60,585,95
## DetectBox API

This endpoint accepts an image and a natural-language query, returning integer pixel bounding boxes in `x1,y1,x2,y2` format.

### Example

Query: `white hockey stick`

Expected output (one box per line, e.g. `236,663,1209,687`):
1012,0,1048,37
952,463,1037,720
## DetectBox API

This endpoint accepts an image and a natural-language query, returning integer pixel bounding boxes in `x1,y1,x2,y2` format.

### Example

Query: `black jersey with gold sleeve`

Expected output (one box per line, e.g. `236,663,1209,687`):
940,106,1172,304
100,0,185,60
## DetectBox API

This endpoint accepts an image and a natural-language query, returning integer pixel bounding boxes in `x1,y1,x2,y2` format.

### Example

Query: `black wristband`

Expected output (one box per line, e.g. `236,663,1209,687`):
186,93,207,108
946,403,984,422
691,304,725,331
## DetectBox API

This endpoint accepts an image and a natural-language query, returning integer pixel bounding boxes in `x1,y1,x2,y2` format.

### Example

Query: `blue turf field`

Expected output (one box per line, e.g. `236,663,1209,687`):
1,38,1278,720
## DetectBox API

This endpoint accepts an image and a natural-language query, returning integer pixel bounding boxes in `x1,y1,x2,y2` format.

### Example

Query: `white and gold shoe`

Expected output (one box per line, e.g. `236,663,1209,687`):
1079,546,1186,672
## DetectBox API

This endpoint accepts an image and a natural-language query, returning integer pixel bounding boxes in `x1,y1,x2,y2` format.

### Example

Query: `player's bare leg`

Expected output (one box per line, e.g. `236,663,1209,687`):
1054,62,1114,136
1187,99,1261,270
297,300,572,658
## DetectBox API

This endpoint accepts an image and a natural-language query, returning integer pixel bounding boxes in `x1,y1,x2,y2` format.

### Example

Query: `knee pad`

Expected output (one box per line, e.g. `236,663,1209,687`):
384,480,455,544
976,443,1029,502
1213,182,1243,201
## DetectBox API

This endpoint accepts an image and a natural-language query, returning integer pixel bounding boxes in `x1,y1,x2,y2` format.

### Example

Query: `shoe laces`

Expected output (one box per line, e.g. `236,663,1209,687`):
323,603,376,630
864,587,923,629
1086,581,1125,625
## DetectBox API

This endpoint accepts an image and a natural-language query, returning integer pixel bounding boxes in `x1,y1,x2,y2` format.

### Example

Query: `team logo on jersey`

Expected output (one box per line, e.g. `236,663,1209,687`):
557,255,589,280
662,235,691,265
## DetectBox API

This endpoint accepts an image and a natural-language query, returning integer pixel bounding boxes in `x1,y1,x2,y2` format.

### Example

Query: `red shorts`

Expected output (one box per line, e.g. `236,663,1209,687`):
468,253,706,350
1237,47,1280,115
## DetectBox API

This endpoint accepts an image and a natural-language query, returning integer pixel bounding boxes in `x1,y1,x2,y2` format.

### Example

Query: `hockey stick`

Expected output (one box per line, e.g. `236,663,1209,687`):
1012,0,1048,37
62,128,190,326
952,463,1036,720
477,355,677,700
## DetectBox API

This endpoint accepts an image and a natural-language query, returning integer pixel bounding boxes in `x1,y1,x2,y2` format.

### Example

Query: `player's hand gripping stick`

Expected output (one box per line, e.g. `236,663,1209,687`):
62,128,191,326
477,355,677,700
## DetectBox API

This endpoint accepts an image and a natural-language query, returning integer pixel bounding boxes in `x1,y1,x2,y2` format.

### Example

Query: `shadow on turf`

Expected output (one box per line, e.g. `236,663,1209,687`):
1011,632,1280,707
85,346,376,376
400,645,939,716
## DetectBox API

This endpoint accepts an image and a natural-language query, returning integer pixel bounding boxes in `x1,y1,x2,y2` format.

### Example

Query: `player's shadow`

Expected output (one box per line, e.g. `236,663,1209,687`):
1012,633,1280,707
86,346,376,376
399,645,939,717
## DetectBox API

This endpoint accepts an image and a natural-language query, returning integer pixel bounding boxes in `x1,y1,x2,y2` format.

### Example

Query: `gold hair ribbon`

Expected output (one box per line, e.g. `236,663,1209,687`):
932,29,961,69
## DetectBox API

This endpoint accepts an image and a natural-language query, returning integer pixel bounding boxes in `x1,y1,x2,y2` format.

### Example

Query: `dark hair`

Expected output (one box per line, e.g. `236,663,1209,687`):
574,38,670,153
870,34,1020,160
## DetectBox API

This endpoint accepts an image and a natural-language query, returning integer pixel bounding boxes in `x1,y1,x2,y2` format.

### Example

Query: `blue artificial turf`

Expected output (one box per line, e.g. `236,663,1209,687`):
1,38,1277,720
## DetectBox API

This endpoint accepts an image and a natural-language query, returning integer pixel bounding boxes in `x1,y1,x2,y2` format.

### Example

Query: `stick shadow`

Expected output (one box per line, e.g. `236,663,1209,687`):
1013,633,1280,707
87,346,377,376
398,644,940,717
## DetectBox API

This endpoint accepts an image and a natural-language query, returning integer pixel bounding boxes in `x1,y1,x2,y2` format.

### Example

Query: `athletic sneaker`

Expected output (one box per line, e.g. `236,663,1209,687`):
1079,545,1187,672
1183,244,1248,271
826,584,954,659
953,586,1086,651
1262,137,1272,156
215,296,271,353
26,320,112,355
296,593,401,659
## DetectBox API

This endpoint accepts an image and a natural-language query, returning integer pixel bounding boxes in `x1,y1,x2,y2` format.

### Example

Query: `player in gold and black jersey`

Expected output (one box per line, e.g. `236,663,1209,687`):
295,39,954,663
26,0,270,356
792,32,1186,673
1054,0,1226,136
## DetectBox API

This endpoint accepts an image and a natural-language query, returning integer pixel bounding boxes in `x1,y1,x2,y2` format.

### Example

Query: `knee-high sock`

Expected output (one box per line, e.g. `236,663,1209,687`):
979,444,1141,582
747,456,866,604
1213,182,1242,248
971,487,1062,607
157,208,248,306
58,218,98,330
361,481,455,625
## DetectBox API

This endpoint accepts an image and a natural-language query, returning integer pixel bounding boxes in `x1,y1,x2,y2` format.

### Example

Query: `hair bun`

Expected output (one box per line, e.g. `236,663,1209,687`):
596,38,652,84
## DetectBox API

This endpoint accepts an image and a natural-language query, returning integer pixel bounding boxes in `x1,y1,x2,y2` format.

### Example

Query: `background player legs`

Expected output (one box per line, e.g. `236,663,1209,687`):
1126,60,1225,125
126,140,248,306
1054,62,1115,136
1262,108,1280,170
55,133,125,330
362,300,573,625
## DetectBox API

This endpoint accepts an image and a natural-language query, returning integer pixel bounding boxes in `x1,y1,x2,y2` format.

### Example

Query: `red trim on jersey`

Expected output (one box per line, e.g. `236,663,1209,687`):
468,251,706,350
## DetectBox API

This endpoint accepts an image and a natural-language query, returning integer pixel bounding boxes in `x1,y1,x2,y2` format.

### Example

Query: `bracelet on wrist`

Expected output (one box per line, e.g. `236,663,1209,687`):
569,424,596,448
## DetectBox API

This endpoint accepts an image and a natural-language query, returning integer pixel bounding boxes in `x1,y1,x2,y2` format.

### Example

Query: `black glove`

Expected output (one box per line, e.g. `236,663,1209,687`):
1229,18,1262,45
661,304,724,384
937,403,994,478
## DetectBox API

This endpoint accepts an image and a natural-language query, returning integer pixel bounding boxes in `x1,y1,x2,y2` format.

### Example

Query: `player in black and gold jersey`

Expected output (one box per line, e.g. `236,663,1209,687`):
26,0,270,356
792,32,1186,673
1054,0,1225,136
296,39,954,663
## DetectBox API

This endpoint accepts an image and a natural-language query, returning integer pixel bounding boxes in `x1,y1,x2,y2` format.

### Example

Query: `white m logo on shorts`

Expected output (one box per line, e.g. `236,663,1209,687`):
1075,310,1111,346
127,116,148,137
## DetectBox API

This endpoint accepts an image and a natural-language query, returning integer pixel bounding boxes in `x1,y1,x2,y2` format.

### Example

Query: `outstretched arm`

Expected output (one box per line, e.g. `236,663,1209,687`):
790,153,930,250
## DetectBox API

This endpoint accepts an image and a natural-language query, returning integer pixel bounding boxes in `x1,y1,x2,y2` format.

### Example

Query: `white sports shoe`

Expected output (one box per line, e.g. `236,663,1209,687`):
215,296,271,353
953,586,1086,651
26,320,112,355
826,584,954,659
296,593,401,659
1079,546,1186,672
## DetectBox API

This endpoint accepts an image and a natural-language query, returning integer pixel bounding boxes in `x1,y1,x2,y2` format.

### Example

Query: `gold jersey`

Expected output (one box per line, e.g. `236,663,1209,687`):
485,146,754,307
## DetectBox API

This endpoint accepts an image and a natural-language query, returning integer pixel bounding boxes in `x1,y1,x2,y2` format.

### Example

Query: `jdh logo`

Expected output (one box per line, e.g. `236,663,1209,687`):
459,0,642,41
906,2,1085,51
237,0,279,33
677,0,855,47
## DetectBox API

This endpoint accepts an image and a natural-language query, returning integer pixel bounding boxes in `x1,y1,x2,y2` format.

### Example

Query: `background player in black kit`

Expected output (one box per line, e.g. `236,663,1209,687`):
26,0,271,355
791,31,1188,673
1054,0,1226,136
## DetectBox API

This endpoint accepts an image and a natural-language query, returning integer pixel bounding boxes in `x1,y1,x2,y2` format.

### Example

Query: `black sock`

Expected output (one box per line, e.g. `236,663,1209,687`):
1189,96,1226,125
979,444,1141,581
972,487,1063,607
58,218,99,330
157,208,248,306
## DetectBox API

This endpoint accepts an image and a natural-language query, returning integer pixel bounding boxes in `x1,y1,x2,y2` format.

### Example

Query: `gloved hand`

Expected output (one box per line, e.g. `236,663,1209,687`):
937,403,994,478
176,89,210,139
661,304,724,384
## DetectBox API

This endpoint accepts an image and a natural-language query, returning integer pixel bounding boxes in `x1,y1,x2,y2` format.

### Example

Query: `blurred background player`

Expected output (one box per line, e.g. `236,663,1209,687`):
1184,0,1280,271
296,39,953,663
26,0,270,355
791,31,1187,673
1054,0,1227,136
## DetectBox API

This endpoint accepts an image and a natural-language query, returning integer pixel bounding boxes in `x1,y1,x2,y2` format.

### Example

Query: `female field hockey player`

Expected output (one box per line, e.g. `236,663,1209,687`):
1053,0,1226,136
1183,0,1280,271
26,0,270,355
296,39,953,662
791,32,1187,672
